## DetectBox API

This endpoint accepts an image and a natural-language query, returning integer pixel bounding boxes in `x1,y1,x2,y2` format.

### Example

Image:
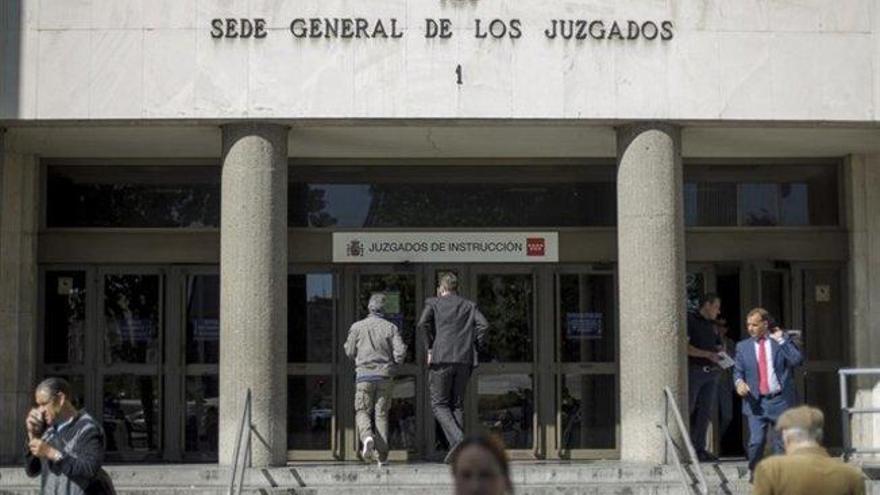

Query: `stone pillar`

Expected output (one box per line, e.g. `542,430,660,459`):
616,124,687,463
0,130,40,464
218,123,289,466
845,155,880,460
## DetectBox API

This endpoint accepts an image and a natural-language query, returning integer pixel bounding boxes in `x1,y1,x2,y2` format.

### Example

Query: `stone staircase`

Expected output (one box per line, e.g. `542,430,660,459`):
0,462,876,494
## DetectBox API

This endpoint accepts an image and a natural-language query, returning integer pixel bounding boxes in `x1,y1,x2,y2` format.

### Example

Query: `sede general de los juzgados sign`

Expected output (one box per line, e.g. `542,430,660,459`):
210,17,674,42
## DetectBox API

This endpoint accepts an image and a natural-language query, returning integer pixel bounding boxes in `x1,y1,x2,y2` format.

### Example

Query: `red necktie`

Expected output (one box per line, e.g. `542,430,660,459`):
757,337,770,395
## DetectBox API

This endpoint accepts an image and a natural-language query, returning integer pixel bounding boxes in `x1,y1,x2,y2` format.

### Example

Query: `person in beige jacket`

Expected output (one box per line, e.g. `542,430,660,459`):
344,293,406,466
753,405,865,495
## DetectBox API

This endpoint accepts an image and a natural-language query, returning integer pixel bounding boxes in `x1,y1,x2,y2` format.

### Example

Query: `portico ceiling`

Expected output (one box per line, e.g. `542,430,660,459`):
5,122,880,160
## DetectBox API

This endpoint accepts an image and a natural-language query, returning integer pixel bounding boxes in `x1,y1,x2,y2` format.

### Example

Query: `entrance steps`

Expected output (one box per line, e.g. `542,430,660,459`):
0,462,875,494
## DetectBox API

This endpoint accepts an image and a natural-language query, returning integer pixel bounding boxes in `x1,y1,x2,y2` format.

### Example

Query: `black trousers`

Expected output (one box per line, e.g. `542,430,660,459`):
429,363,472,449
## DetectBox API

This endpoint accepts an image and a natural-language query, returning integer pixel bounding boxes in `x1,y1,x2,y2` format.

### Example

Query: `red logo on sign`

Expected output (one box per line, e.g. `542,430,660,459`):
527,238,545,256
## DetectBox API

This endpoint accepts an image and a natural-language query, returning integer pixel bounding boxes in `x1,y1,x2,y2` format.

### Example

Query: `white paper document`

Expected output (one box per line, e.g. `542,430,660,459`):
716,352,736,370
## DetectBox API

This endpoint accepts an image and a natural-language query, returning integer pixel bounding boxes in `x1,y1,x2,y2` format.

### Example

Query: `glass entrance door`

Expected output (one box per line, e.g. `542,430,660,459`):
554,268,618,458
343,263,620,461
345,264,543,460
755,262,850,451
469,267,537,458
351,266,422,460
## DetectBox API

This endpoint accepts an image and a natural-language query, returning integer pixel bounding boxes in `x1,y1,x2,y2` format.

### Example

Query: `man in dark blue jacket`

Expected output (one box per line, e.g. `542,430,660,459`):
733,308,804,477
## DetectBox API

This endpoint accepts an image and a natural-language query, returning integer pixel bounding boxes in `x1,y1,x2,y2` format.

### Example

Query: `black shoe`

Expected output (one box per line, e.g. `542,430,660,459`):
696,451,719,463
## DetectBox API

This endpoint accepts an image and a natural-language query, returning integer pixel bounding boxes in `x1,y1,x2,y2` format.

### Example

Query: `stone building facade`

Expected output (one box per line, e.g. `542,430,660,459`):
1,0,879,466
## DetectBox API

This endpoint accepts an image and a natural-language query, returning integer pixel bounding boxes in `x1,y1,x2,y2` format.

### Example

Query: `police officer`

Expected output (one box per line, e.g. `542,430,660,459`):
687,293,723,461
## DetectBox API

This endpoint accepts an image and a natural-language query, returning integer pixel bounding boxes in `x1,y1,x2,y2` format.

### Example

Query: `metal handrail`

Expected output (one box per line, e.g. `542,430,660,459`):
839,368,880,460
228,389,253,495
659,386,709,495
657,423,694,495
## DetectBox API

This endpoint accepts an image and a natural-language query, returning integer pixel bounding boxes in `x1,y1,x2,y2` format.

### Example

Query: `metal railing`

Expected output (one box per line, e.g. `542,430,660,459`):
228,389,254,495
839,368,880,461
658,386,709,495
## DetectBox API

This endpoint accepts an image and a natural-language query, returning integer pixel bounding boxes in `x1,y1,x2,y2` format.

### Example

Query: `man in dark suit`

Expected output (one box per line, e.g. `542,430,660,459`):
417,272,488,463
733,307,803,477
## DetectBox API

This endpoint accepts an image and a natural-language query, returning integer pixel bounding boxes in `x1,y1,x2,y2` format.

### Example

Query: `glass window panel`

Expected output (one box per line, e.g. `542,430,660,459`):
288,274,335,363
43,271,86,364
356,274,416,363
477,374,534,449
780,183,809,226
102,375,160,453
104,274,161,364
287,375,333,450
683,183,698,226
803,372,847,449
560,374,616,450
684,183,737,226
185,275,219,364
740,183,780,226
289,182,616,228
686,272,706,313
802,269,844,361
388,377,417,451
760,272,787,327
477,274,534,363
559,274,615,363
47,166,220,228
184,375,219,457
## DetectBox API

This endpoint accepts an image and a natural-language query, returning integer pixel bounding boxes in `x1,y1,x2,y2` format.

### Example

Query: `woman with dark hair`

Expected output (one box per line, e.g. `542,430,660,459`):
450,434,513,495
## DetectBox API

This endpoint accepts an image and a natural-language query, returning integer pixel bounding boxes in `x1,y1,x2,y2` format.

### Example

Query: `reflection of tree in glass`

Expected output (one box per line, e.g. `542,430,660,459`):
479,385,533,448
478,275,533,363
745,209,777,226
104,275,160,364
358,184,614,228
48,173,220,228
307,188,338,227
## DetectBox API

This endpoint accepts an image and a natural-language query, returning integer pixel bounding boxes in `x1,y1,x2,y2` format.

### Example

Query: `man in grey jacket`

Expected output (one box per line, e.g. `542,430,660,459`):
344,293,407,466
417,273,488,463
25,377,115,495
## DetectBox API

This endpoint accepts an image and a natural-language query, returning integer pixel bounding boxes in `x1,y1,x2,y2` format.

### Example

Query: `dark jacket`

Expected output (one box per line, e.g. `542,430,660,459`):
733,336,803,415
417,294,488,365
25,411,116,495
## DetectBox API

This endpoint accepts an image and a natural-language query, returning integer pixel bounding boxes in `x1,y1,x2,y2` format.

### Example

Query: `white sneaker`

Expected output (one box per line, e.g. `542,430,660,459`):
361,437,375,461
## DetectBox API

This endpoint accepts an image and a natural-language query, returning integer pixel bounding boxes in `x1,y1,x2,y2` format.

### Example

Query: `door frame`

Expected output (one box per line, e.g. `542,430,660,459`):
96,265,166,462
466,264,541,460
552,264,619,460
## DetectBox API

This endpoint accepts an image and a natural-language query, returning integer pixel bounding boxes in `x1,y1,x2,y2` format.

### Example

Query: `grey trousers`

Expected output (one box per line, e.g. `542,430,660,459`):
688,366,720,453
429,363,472,449
355,379,394,461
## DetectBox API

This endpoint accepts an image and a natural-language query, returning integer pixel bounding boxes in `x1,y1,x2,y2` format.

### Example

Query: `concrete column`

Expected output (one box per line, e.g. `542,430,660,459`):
218,123,289,467
616,123,687,463
0,130,40,464
845,155,880,460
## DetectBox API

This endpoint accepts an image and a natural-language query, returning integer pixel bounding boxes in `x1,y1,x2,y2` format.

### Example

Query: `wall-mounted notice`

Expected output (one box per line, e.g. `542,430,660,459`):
333,232,558,263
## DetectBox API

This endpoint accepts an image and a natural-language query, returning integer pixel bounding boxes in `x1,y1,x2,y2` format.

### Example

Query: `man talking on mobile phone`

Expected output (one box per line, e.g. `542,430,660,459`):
733,309,804,481
24,377,116,495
